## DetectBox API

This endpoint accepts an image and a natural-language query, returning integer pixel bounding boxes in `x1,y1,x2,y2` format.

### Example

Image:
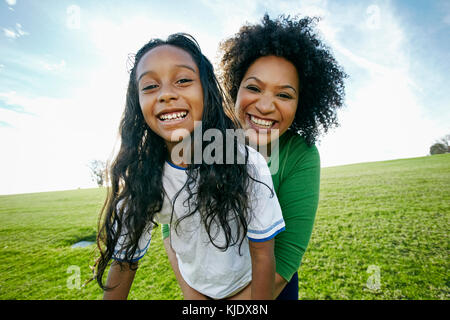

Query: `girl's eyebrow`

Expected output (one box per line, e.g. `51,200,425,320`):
175,64,197,73
137,64,197,83
244,76,297,94
137,70,155,83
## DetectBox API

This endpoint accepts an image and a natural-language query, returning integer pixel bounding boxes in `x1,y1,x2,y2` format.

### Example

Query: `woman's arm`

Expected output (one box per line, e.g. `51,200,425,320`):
103,260,138,300
274,273,288,297
274,142,320,285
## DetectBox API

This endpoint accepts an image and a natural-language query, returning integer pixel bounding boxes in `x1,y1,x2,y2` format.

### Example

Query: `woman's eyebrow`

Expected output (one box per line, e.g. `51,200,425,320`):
244,76,297,93
277,84,297,94
244,76,261,83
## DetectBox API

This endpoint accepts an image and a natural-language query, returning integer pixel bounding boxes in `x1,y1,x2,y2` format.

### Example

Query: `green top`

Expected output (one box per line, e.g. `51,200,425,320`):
161,129,320,282
269,130,320,281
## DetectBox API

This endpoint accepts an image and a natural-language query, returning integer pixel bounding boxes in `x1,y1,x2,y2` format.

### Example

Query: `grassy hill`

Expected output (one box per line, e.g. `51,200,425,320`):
0,154,448,300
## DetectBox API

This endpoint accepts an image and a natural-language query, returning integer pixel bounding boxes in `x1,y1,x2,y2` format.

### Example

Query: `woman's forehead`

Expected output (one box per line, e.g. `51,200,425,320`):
244,55,299,88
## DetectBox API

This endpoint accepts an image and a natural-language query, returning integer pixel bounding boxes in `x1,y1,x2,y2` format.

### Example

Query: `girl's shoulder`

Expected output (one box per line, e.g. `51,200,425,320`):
244,144,273,178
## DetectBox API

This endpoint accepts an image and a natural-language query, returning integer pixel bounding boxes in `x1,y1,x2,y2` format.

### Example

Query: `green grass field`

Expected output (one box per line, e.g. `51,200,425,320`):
0,154,448,300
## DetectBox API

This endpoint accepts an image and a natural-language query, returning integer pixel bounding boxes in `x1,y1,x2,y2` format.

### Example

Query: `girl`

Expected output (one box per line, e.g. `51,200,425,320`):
163,15,347,300
94,33,285,300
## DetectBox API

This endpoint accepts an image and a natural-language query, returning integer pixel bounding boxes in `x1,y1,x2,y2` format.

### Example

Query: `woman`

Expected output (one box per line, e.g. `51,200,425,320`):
163,14,346,299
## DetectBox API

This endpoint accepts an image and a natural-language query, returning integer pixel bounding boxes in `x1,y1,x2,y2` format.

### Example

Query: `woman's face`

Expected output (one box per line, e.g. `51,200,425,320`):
235,55,299,147
136,45,204,151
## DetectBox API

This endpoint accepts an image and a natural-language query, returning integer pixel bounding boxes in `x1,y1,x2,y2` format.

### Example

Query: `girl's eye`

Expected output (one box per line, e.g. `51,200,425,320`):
142,84,158,91
177,78,193,85
246,85,260,92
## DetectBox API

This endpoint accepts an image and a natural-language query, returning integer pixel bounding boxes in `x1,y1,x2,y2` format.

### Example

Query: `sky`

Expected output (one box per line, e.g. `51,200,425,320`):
0,0,449,195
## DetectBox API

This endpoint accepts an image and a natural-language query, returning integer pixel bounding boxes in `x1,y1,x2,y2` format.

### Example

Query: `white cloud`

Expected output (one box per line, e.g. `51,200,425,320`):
318,72,447,167
0,12,233,194
1,1,447,194
3,28,17,39
87,14,221,66
5,0,16,6
225,0,444,166
200,0,260,38
1,47,68,77
266,0,328,18
40,59,66,72
313,2,448,166
3,23,29,39
0,87,120,195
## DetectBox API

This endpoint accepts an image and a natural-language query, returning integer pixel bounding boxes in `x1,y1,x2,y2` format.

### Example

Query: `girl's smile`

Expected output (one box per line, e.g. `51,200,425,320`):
157,110,188,122
156,108,190,129
136,45,204,151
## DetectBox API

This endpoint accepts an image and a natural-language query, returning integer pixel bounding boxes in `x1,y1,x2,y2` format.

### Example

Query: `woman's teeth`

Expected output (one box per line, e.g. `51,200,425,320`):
250,115,274,128
159,111,187,121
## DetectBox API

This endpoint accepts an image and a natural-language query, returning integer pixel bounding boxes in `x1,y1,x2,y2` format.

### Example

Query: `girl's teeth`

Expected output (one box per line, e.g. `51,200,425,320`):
250,115,274,127
160,111,187,121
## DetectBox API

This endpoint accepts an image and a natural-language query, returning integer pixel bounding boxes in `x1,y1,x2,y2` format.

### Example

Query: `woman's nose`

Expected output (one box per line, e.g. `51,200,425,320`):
255,95,275,114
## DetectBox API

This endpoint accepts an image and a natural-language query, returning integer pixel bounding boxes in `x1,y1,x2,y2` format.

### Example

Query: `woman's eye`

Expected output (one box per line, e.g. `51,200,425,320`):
246,85,260,92
278,93,292,99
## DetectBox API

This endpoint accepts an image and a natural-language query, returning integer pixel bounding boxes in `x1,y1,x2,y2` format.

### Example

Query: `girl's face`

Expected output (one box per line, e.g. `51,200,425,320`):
235,55,299,147
136,45,204,151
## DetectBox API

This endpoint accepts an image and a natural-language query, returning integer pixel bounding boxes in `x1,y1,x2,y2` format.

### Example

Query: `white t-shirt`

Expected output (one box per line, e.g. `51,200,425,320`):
112,146,285,299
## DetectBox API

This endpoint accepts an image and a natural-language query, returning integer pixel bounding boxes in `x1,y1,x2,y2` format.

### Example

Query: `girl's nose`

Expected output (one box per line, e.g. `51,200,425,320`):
158,86,178,103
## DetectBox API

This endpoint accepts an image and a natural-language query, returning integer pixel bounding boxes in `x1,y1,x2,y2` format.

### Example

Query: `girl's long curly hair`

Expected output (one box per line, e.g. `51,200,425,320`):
94,33,262,290
219,14,347,146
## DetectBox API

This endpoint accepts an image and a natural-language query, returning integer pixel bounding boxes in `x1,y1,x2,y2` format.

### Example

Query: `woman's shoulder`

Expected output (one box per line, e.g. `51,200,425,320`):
280,130,320,167
275,130,321,192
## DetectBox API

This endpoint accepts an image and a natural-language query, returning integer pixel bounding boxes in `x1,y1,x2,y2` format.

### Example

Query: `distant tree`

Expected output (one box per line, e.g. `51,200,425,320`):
87,160,106,187
429,134,450,155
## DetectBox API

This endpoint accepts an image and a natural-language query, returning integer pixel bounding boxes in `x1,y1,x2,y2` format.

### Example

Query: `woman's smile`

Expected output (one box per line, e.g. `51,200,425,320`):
246,113,278,130
235,55,299,146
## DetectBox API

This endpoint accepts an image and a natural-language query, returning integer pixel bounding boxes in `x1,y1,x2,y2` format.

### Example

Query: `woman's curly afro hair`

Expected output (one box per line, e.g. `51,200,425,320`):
219,14,347,146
